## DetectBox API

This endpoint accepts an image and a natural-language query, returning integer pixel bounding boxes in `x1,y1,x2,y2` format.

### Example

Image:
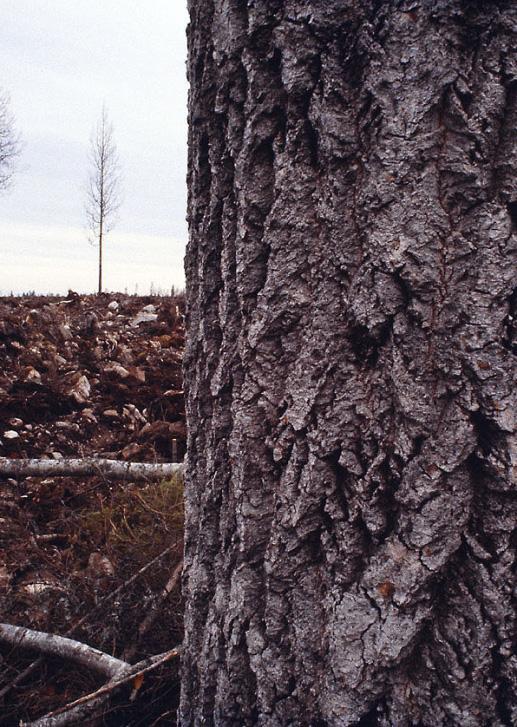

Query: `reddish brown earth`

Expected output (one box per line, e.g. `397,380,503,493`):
0,293,185,725
0,292,185,462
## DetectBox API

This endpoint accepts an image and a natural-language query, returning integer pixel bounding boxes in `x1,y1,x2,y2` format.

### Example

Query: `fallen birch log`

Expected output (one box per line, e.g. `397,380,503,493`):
0,542,180,702
0,457,184,481
0,623,127,678
0,623,180,727
0,622,180,727
24,647,180,727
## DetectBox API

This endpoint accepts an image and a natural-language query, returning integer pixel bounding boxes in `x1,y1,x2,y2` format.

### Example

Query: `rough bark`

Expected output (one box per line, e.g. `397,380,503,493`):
0,457,183,481
182,2,516,725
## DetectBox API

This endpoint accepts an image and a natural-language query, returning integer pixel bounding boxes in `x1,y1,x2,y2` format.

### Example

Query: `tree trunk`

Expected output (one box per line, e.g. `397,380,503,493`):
98,222,103,294
182,2,516,725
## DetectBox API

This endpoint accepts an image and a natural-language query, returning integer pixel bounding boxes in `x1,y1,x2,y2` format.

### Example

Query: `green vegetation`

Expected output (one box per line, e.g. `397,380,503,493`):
78,472,184,565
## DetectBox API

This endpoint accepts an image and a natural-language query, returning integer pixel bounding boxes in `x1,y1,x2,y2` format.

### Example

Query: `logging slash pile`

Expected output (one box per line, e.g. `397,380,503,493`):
0,292,185,462
0,293,185,725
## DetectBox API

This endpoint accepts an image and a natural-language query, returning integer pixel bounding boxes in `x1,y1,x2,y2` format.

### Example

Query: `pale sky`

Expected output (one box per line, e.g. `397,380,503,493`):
0,0,189,295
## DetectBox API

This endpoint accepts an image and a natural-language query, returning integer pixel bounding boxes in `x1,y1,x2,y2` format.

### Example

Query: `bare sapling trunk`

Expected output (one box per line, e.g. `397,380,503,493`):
86,105,121,294
98,219,103,295
181,1,516,725
0,88,21,192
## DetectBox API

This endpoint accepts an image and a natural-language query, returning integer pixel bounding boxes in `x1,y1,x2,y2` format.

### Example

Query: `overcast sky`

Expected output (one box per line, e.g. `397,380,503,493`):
0,0,189,295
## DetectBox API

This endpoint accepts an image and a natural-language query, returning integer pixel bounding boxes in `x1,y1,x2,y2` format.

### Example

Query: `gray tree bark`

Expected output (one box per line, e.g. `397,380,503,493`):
181,2,516,725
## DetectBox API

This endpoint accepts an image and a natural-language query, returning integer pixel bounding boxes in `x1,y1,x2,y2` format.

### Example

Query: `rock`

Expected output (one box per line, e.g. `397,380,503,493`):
87,552,115,577
4,430,20,440
130,311,159,327
51,451,63,460
24,367,42,383
104,362,130,379
0,293,185,465
81,408,97,423
79,312,99,336
169,421,187,438
67,374,91,404
122,404,147,428
121,442,145,460
114,344,134,365
128,366,146,383
138,419,186,441
58,323,73,341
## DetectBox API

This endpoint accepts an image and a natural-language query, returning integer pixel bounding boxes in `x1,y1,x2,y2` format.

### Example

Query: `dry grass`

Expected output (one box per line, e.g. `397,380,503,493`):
0,473,184,726
79,473,184,563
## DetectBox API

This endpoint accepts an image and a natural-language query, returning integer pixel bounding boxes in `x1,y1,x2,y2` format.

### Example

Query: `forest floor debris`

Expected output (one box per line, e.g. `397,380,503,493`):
0,293,185,725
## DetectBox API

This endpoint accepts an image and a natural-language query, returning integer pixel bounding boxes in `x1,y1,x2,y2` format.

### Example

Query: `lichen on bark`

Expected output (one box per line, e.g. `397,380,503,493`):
182,1,516,724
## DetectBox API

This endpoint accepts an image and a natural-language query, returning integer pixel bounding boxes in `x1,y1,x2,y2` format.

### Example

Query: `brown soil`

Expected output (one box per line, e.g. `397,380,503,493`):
0,292,185,726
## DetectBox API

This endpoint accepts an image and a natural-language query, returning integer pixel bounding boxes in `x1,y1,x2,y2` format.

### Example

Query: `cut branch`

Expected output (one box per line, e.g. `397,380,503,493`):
123,559,183,662
0,542,180,701
0,457,183,481
1,622,180,726
0,624,127,678
22,647,180,727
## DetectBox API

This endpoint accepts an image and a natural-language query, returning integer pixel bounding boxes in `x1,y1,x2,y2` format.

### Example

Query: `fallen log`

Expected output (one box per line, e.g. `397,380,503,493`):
0,623,127,678
0,457,183,481
0,542,181,702
24,647,180,727
0,622,181,727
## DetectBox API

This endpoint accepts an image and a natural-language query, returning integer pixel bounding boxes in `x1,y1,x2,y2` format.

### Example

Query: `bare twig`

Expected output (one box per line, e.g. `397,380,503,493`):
23,647,180,727
0,88,21,191
0,542,180,700
123,559,183,662
32,533,66,543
